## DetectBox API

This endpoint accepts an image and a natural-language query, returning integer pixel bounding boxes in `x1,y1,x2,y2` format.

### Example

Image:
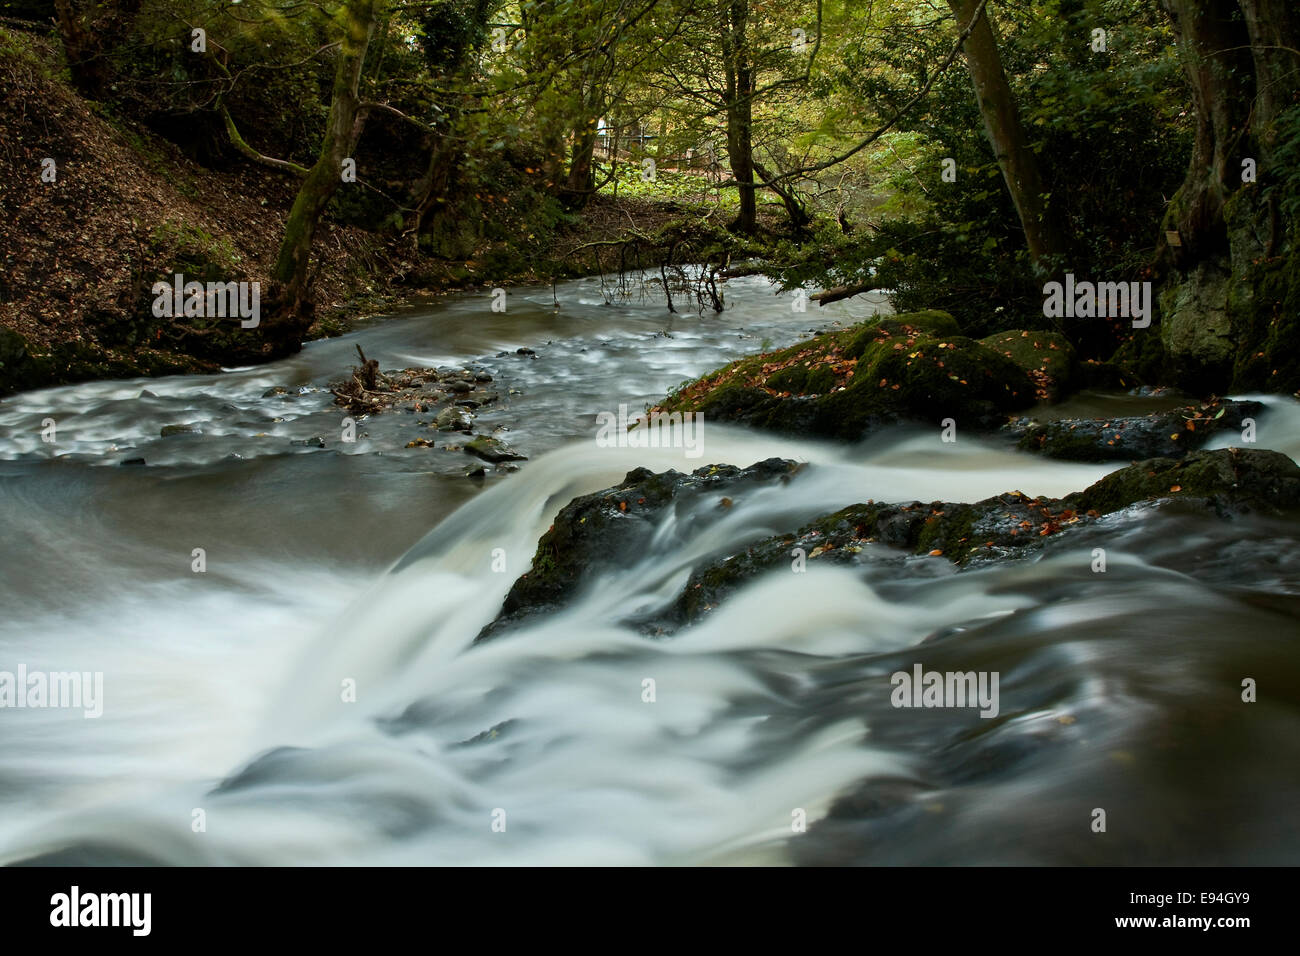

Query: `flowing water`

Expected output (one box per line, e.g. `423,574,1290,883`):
1,276,1298,865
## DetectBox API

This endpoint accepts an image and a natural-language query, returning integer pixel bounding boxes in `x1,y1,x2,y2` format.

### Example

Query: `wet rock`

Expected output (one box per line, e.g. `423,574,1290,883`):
292,435,326,447
1069,447,1300,516
516,347,536,357
261,386,289,398
668,448,1300,626
160,423,199,437
492,450,1300,635
1005,398,1262,461
466,466,487,479
464,435,527,464
119,457,146,466
651,310,1035,440
478,458,804,641
435,406,474,431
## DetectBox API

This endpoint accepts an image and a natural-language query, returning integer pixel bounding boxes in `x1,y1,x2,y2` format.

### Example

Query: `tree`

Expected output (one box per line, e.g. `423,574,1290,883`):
1156,0,1300,391
945,0,1068,273
53,0,143,100
267,0,381,344
648,0,820,234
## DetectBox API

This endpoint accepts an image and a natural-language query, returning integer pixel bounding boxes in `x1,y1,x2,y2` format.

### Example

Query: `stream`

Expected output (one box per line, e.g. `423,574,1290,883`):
1,275,1298,865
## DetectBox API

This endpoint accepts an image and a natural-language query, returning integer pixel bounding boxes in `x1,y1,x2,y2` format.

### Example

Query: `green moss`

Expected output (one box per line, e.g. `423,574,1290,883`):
817,333,1033,434
656,312,1034,440
979,329,1077,397
872,310,961,338
1070,449,1300,515
1230,247,1300,395
1110,331,1169,386
911,504,978,556
766,362,837,395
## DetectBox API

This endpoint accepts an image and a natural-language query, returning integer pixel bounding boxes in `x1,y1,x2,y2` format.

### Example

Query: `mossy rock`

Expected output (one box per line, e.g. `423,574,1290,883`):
478,458,803,641
1230,246,1300,396
872,310,961,338
654,310,1034,440
1007,399,1262,462
1110,331,1170,386
464,435,526,463
0,332,214,396
1068,448,1300,516
664,448,1300,628
978,330,1077,401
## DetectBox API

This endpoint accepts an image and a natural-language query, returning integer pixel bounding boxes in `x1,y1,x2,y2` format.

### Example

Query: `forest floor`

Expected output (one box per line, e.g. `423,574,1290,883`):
0,25,780,395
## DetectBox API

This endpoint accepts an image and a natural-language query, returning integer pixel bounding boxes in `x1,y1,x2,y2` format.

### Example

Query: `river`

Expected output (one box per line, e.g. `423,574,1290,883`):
1,275,1297,865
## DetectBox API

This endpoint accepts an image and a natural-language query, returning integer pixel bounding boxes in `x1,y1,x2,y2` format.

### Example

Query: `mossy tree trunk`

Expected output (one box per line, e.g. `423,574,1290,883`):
1157,0,1300,393
721,0,758,234
266,0,379,350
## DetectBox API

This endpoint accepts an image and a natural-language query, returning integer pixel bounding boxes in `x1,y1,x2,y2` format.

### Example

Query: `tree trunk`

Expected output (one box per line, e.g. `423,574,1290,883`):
1157,0,1300,392
946,0,1069,272
563,123,599,208
722,0,757,234
53,0,143,100
267,0,378,346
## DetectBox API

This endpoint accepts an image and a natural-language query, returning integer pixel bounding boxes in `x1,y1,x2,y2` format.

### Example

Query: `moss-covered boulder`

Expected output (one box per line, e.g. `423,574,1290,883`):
1069,447,1300,516
872,310,962,337
977,329,1077,401
671,448,1299,627
653,310,1035,440
1006,398,1263,461
477,458,804,641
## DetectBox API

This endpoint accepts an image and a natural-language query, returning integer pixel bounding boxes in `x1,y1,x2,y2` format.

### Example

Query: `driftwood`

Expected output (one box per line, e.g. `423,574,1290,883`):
811,281,882,307
329,345,399,413
718,264,766,279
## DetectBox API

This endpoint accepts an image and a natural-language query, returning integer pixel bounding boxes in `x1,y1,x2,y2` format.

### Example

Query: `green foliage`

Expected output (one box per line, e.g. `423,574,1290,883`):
771,0,1189,354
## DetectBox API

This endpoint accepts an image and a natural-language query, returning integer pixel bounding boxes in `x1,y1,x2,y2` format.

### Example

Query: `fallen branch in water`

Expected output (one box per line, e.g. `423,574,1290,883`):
811,281,883,306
